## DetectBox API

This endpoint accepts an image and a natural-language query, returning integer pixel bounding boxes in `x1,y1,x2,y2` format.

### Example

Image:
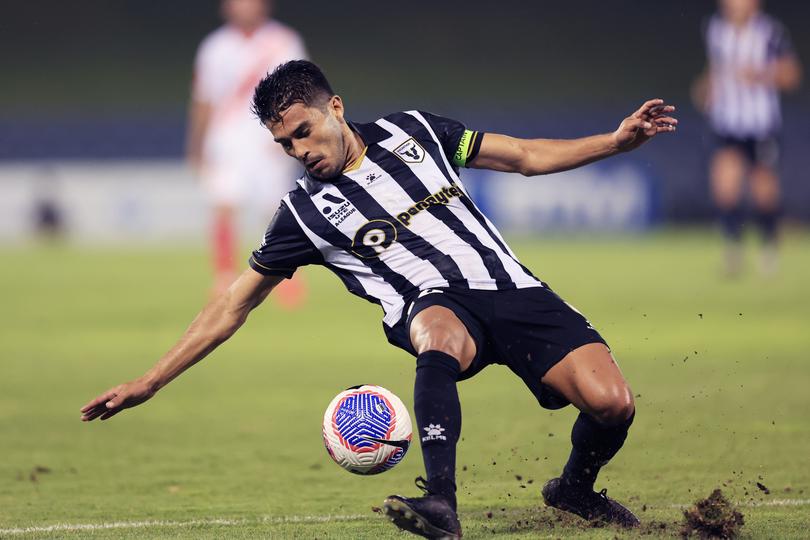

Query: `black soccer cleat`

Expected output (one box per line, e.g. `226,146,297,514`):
383,477,462,539
541,477,640,528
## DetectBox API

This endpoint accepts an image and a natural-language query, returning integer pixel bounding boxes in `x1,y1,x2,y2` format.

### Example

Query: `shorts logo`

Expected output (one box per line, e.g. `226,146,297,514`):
418,289,443,299
422,423,446,442
394,138,425,164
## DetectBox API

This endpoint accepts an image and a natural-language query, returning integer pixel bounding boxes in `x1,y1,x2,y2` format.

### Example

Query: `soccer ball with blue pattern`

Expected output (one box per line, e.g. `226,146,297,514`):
322,385,412,475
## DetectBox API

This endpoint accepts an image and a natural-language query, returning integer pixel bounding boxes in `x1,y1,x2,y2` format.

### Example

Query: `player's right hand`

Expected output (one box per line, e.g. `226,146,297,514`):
80,378,157,421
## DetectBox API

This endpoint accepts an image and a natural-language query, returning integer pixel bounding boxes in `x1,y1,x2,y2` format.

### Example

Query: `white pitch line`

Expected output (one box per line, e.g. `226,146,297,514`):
3,501,810,536
668,498,810,509
741,498,810,508
0,514,369,536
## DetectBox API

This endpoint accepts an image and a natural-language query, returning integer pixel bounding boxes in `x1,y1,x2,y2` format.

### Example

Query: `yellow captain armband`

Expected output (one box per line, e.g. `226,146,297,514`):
451,129,482,167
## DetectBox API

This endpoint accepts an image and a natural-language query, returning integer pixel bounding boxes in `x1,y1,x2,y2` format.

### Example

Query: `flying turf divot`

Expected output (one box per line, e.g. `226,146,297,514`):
680,489,744,539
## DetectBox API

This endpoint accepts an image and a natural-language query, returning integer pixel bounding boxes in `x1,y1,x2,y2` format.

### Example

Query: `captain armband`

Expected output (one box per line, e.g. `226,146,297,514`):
451,129,484,168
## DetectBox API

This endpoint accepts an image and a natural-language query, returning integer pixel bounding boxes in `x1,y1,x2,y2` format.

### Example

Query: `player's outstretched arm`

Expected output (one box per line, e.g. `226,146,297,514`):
470,99,677,176
79,269,283,422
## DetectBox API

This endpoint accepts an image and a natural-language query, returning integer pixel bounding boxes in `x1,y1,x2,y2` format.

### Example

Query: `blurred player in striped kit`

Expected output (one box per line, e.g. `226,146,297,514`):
186,0,309,302
693,0,802,276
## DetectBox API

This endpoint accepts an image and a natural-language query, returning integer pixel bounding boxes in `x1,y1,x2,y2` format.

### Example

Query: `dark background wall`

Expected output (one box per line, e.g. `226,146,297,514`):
1,1,808,220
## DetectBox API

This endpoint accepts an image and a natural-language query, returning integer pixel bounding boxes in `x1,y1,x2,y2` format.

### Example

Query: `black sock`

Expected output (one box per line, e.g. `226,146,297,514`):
414,350,461,509
561,411,635,492
754,207,780,244
719,205,744,242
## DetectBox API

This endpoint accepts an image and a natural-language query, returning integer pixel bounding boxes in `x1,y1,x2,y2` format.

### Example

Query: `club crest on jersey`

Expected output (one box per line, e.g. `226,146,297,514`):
393,138,425,164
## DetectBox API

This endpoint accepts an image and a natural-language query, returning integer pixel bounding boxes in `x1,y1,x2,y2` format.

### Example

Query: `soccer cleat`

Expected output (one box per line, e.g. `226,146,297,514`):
383,477,462,539
541,477,640,528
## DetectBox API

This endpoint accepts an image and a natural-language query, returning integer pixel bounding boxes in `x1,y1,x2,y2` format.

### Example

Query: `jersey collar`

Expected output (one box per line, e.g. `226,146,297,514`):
348,120,390,146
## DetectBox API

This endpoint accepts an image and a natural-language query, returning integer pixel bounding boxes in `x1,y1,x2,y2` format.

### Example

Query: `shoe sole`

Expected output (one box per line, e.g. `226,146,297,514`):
382,497,460,539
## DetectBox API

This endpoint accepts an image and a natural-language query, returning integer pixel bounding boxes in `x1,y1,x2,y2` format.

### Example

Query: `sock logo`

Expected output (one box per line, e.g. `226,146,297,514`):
422,423,446,442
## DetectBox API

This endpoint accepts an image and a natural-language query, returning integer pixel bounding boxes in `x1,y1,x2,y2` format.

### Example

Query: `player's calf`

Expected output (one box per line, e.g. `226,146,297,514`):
413,350,461,509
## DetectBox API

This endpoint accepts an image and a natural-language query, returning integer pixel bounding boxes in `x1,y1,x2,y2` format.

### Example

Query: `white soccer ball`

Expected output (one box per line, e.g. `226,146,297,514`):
322,385,412,475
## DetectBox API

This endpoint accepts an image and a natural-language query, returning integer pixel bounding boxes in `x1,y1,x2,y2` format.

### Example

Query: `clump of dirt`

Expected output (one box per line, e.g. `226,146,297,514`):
680,489,744,538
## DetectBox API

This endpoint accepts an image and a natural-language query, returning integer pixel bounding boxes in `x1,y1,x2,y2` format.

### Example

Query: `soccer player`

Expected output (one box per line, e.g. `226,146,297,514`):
692,0,801,275
187,0,309,301
82,61,677,538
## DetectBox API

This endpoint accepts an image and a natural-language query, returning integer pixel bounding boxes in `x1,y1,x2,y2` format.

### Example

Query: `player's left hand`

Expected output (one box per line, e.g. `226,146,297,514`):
79,377,157,421
612,99,677,152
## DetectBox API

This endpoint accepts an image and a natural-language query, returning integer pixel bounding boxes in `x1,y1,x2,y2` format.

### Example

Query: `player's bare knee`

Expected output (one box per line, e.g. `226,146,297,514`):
587,390,635,426
411,321,473,371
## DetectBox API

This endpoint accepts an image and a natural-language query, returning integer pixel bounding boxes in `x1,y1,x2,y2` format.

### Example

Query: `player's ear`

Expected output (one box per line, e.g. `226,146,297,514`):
329,95,345,120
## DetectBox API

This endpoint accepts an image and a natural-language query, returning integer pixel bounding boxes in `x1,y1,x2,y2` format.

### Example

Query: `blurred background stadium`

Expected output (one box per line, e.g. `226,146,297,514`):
2,0,808,242
2,1,809,538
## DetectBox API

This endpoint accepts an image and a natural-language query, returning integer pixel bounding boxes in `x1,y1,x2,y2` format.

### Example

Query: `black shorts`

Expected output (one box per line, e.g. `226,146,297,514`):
384,286,608,410
714,133,780,168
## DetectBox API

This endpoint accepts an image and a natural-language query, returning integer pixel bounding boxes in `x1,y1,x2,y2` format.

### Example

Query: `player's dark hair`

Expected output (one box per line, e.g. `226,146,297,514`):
251,60,335,124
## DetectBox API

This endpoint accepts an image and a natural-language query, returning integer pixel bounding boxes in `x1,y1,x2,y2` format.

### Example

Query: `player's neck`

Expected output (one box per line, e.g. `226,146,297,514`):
728,12,757,29
343,129,366,172
233,20,267,37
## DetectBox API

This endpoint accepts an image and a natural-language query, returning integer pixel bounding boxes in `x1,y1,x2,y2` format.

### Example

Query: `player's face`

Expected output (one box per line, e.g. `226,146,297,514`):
222,0,269,29
719,0,760,24
268,98,349,181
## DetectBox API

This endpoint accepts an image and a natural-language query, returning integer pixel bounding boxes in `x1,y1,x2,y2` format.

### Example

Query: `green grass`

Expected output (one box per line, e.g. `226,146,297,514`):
1,229,809,539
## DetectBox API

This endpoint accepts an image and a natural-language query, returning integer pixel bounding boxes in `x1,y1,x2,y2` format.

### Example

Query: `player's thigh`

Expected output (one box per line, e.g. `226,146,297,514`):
409,305,477,372
750,165,780,209
710,147,747,207
540,343,634,425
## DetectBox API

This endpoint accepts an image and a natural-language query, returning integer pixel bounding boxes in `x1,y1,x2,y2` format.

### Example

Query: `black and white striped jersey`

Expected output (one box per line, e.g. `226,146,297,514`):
704,12,794,138
249,110,542,329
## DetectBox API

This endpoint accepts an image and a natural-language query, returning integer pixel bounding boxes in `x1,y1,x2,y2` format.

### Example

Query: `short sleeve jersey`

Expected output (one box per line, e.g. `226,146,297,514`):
192,20,307,154
704,13,795,137
250,110,539,328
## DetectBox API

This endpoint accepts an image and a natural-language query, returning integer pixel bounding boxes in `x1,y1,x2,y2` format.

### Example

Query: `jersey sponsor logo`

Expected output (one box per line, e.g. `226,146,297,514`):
351,219,398,259
365,172,381,185
321,193,357,226
393,138,425,164
396,185,463,226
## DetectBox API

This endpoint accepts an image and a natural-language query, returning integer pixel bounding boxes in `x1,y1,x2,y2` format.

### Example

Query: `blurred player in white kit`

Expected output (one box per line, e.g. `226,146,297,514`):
186,0,308,301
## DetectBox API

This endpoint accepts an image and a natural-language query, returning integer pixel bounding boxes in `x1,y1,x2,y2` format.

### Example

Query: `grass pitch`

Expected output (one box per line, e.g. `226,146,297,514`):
1,229,809,538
